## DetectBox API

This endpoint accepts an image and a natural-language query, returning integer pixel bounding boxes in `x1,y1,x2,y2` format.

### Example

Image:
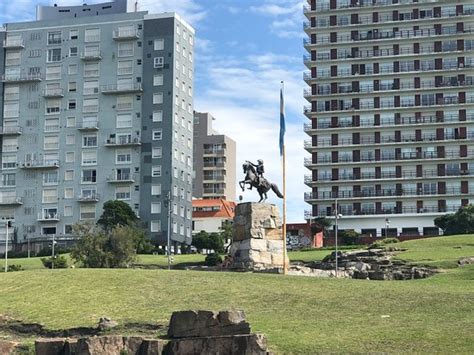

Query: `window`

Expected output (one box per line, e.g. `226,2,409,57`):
116,150,131,164
65,151,75,162
154,57,164,68
151,184,161,195
154,38,164,50
68,99,76,110
151,202,161,214
82,169,97,183
152,129,162,140
5,51,21,66
151,220,161,232
47,48,61,62
80,205,96,220
152,147,162,158
82,150,97,165
152,165,162,177
152,110,163,122
42,189,58,203
69,30,78,40
83,80,99,95
116,113,132,128
45,66,61,80
117,60,133,75
64,187,74,199
2,155,16,170
115,186,130,200
83,45,100,58
85,28,100,42
47,31,61,45
117,96,133,110
43,171,58,185
84,62,99,77
2,173,16,187
64,170,74,181
64,206,73,217
44,117,60,132
83,98,99,113
153,93,163,104
83,135,97,147
68,81,77,92
153,74,163,86
44,135,59,150
66,135,75,145
66,117,76,128
118,42,134,57
68,64,77,75
45,99,61,114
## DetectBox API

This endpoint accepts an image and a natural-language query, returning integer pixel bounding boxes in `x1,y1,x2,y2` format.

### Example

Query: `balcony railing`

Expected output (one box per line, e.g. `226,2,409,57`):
101,83,143,94
80,50,102,60
0,126,22,135
203,149,225,155
203,188,225,194
112,29,139,40
37,213,60,221
20,160,60,169
0,197,23,205
1,73,42,83
3,39,25,48
107,173,135,183
77,121,99,131
305,188,463,201
104,137,141,146
203,161,226,168
203,175,225,181
42,88,64,97
77,193,100,202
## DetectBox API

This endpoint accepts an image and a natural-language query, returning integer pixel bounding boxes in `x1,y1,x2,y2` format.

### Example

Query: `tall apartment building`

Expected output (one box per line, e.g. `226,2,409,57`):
0,0,194,251
303,0,474,237
193,112,236,201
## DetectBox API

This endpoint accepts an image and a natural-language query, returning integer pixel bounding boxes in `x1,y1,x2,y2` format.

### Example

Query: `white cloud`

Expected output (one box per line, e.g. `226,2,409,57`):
195,52,309,222
136,0,207,24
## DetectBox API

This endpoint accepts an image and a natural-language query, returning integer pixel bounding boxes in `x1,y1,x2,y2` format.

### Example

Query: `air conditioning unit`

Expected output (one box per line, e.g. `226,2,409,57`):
133,137,139,143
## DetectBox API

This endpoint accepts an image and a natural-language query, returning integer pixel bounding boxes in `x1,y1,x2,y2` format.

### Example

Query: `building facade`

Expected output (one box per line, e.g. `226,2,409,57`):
193,111,236,201
0,0,194,251
303,0,474,236
192,198,236,234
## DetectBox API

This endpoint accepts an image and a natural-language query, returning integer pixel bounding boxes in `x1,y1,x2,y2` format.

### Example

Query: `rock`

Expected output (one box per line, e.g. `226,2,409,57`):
168,310,251,338
458,256,474,266
98,316,118,331
35,338,66,355
64,338,78,355
140,339,165,355
0,341,18,355
163,334,268,355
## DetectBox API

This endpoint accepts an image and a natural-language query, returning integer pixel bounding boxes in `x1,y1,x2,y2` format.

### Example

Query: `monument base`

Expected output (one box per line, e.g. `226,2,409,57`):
228,202,289,273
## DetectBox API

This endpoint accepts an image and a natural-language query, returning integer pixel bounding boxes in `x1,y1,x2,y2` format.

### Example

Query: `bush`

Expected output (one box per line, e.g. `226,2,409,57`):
7,264,23,272
205,253,222,266
6,250,29,258
41,255,68,269
340,230,359,245
369,237,400,249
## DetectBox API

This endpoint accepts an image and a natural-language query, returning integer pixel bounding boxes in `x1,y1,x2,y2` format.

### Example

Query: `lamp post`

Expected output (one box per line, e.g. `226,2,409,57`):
51,234,56,269
385,218,390,238
167,191,172,270
4,220,10,273
334,199,342,278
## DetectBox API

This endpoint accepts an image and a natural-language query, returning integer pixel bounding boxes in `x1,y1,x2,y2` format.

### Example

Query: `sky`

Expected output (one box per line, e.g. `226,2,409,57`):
0,0,309,222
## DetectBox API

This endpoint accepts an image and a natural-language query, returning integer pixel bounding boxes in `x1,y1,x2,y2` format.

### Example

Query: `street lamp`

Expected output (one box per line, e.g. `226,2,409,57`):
51,234,57,269
385,218,390,238
4,220,12,273
166,191,172,270
334,199,342,278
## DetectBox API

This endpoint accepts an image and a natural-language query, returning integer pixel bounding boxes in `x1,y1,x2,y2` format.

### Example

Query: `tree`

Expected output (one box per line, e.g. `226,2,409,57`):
71,223,138,268
192,231,210,252
219,221,233,245
192,231,225,253
208,232,225,253
434,205,474,235
97,200,138,231
311,217,332,238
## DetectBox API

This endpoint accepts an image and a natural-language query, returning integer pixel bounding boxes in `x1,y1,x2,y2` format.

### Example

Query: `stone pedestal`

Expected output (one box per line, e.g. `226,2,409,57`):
229,203,289,273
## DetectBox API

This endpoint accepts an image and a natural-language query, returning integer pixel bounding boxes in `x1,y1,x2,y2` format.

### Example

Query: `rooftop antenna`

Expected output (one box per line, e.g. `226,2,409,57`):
134,1,138,12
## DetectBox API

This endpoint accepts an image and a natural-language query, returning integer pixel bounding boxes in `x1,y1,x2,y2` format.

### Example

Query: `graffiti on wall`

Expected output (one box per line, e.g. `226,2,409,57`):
286,229,312,250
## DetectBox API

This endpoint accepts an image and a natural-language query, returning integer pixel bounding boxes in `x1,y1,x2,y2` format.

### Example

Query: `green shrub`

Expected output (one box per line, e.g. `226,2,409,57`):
204,253,222,266
41,255,68,269
369,237,400,249
7,264,23,272
340,230,360,245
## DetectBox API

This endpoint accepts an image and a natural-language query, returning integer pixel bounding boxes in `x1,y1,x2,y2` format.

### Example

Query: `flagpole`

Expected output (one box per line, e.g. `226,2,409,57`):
281,81,287,275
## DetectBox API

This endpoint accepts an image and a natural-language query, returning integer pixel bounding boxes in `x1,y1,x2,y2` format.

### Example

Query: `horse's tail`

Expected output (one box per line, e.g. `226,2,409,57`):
271,183,284,199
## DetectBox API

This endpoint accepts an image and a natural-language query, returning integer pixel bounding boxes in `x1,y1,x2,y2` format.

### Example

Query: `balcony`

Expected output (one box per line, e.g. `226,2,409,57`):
42,88,64,98
1,73,42,83
0,126,22,135
20,160,60,169
203,175,225,181
104,136,141,147
203,161,226,168
101,83,143,94
37,213,60,222
77,193,100,202
77,121,99,131
113,29,139,40
107,173,135,183
309,206,462,219
3,39,24,49
203,188,225,195
0,197,23,205
203,149,226,155
80,50,102,61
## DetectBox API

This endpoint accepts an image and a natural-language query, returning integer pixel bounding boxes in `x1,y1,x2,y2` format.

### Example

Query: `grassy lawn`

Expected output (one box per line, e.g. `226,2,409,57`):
0,235,472,353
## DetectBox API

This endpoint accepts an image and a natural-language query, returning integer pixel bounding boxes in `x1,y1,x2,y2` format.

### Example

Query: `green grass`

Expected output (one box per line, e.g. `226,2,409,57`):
0,235,473,353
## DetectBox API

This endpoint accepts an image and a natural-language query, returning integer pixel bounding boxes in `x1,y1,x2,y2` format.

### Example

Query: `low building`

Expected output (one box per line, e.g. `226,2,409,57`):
192,199,236,234
286,222,323,249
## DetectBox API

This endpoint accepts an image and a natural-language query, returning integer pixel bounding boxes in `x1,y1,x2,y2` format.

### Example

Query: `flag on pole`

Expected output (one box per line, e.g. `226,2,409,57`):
279,82,286,156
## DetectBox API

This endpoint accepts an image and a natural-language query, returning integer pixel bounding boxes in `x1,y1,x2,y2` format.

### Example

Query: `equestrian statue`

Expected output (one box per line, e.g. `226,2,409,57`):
239,159,284,202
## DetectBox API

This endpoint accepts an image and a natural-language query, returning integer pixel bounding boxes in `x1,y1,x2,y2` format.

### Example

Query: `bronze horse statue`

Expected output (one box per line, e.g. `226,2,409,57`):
239,161,284,202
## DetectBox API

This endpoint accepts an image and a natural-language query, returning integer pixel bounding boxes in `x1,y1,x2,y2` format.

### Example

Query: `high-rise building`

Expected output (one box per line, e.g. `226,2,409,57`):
193,111,236,201
303,0,474,237
0,0,194,252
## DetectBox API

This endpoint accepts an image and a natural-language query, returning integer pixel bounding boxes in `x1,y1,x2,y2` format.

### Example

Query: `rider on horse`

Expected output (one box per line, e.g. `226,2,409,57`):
250,159,265,187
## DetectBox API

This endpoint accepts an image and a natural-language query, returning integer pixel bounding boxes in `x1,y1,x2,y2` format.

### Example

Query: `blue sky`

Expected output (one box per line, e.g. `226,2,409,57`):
0,0,309,222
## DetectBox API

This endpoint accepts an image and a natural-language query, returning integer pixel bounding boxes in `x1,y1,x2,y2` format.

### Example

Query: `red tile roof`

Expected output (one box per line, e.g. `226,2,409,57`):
192,199,236,218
